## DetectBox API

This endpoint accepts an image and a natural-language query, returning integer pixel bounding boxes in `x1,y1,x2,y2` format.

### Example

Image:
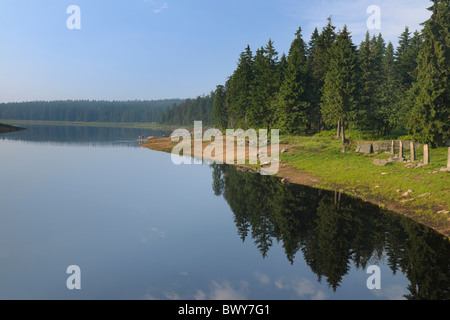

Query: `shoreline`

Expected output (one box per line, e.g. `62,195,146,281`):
0,123,26,134
0,119,182,131
141,136,450,239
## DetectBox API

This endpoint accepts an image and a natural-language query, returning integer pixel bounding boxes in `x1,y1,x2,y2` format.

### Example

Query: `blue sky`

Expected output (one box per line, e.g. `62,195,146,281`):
0,0,432,103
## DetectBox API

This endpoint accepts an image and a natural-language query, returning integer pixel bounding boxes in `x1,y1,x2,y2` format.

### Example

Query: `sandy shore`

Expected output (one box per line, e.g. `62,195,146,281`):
141,136,450,238
141,136,320,186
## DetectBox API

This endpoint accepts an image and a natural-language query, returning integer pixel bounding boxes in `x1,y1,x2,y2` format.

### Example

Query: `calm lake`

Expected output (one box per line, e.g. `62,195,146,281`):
1,124,450,300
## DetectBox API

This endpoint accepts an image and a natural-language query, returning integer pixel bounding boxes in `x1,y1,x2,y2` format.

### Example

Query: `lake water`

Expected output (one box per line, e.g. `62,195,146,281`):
1,124,450,300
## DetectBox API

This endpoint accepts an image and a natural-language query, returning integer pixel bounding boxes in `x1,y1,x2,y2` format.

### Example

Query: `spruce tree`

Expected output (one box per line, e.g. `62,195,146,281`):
213,85,228,129
249,40,280,130
408,0,449,147
320,26,358,144
276,27,311,134
395,27,422,89
226,45,254,128
308,18,337,132
358,33,386,134
379,42,402,134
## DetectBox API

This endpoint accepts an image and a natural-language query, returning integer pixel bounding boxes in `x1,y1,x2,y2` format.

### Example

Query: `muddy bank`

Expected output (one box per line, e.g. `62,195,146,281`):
0,123,26,134
141,136,450,238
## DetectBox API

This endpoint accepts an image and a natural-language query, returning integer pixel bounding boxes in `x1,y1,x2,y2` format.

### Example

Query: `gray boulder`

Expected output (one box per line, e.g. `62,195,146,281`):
357,143,373,154
373,159,392,166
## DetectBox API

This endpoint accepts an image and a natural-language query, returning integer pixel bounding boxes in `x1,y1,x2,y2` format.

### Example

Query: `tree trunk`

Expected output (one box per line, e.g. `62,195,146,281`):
341,121,346,144
318,115,323,133
337,120,341,138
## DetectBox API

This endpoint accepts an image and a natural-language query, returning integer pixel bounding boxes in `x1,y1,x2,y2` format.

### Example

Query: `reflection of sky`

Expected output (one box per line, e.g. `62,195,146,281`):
0,124,172,148
0,132,411,300
141,246,409,301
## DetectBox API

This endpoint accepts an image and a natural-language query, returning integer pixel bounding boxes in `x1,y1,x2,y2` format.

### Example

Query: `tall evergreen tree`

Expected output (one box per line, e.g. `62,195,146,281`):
213,85,228,129
358,32,386,134
226,45,254,128
320,26,358,143
276,27,311,134
379,42,402,134
395,27,422,89
408,0,449,147
249,40,280,130
308,17,337,132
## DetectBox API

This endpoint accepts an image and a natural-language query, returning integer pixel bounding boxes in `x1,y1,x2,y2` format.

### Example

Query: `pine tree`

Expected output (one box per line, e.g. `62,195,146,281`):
320,26,358,144
358,32,386,134
379,42,402,134
249,40,280,130
278,53,288,85
213,85,228,129
276,27,311,134
226,45,254,128
308,17,337,133
395,27,422,89
408,0,449,147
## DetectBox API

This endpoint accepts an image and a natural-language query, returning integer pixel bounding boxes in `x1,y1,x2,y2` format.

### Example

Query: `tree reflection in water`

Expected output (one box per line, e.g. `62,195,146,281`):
211,164,450,300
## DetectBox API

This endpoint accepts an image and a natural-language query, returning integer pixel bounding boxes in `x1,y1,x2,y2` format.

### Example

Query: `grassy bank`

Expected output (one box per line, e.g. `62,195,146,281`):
142,132,450,237
279,134,450,236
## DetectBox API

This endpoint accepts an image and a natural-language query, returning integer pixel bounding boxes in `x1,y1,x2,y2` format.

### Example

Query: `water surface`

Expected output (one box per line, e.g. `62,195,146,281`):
0,124,449,300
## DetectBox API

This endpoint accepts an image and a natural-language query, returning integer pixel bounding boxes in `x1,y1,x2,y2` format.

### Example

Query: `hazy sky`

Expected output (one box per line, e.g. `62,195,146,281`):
0,0,432,103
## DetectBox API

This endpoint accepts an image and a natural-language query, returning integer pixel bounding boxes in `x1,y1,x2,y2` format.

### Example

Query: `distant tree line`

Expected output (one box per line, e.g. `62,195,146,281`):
0,94,217,126
213,0,449,147
160,93,215,126
0,100,183,124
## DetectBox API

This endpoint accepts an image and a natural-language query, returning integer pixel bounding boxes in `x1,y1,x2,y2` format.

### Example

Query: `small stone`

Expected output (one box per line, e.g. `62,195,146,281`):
402,190,413,197
419,193,431,198
437,210,449,214
281,178,290,185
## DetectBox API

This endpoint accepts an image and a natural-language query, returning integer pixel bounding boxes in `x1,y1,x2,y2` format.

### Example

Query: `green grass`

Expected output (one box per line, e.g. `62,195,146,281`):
280,134,450,230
